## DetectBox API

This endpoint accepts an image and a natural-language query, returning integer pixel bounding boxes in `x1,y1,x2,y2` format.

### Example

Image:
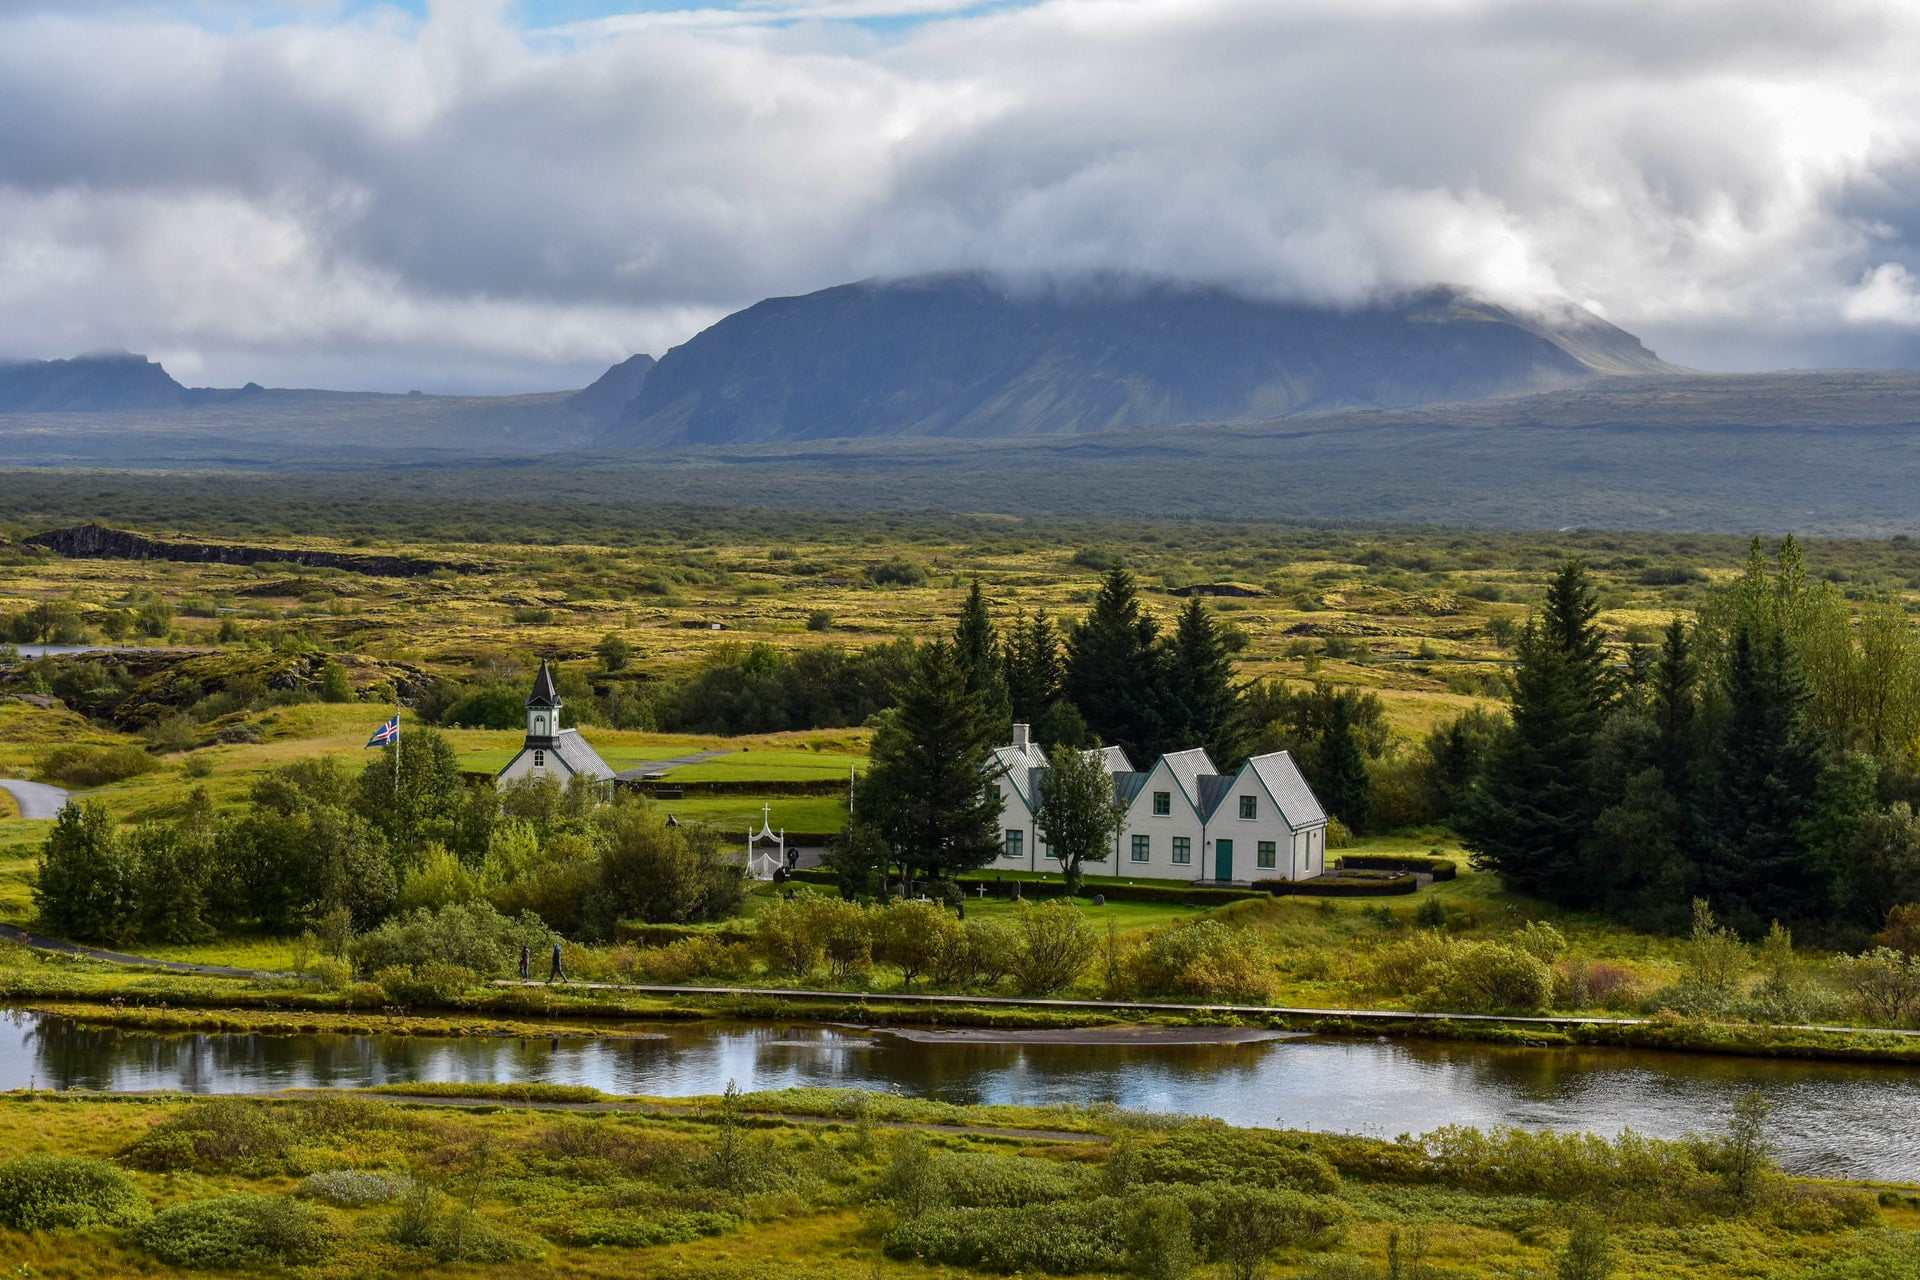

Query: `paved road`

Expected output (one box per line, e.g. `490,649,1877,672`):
613,750,729,781
0,779,69,820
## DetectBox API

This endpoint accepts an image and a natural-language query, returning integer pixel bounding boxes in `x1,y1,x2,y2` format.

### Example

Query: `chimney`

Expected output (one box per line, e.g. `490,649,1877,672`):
1011,723,1031,750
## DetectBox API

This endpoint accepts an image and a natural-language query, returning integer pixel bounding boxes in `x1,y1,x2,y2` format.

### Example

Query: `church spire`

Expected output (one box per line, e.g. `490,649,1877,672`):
526,659,560,709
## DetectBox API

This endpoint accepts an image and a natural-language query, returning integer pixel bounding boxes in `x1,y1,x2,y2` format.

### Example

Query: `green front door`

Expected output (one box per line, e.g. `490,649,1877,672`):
1215,839,1233,882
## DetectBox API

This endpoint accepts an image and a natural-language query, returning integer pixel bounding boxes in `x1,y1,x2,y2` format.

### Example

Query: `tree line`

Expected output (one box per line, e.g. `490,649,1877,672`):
1462,540,1920,942
35,727,743,947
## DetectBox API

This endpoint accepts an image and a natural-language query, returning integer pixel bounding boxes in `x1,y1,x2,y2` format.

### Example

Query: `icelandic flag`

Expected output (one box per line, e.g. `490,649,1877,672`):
364,716,400,748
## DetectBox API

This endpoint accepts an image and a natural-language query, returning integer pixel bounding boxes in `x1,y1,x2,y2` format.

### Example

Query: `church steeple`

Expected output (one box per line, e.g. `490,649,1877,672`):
525,660,560,747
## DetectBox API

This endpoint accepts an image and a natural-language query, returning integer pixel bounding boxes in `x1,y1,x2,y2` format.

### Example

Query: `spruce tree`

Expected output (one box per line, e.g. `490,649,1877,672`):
1165,597,1242,767
1316,697,1373,833
1064,568,1170,766
859,640,1003,885
954,580,1011,728
1696,626,1829,932
1653,618,1699,801
1005,609,1065,723
1458,560,1613,903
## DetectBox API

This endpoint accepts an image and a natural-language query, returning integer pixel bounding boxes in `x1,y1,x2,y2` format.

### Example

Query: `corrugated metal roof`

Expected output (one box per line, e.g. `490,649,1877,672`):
989,745,1040,805
552,729,615,781
1249,750,1327,827
1160,748,1217,808
1112,771,1148,805
1094,745,1134,773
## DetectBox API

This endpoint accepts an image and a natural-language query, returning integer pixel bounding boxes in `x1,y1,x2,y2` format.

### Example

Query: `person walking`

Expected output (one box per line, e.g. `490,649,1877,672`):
518,945,531,980
548,942,567,983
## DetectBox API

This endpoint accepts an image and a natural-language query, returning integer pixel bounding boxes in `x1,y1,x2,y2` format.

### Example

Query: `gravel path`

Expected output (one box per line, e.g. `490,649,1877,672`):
0,923,307,981
613,750,729,781
0,778,70,820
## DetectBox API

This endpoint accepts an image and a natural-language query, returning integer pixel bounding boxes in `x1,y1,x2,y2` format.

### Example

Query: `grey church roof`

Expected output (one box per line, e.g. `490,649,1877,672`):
546,728,615,781
526,661,560,708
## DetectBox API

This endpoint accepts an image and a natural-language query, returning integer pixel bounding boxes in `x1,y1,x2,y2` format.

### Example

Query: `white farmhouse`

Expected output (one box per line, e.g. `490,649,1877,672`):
988,724,1329,884
495,660,616,785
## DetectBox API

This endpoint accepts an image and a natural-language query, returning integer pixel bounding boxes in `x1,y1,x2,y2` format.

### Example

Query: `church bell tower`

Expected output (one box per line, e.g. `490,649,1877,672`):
525,660,560,748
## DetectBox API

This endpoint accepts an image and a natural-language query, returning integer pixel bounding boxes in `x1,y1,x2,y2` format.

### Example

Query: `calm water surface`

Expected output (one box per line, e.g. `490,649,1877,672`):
6,1012,1916,1181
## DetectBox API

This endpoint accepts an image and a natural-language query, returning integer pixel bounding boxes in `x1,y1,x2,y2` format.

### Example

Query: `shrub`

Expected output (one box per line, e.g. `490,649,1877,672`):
1133,1127,1341,1194
1427,942,1553,1012
132,1195,335,1268
1186,1184,1350,1278
0,1155,146,1231
873,898,959,989
350,902,553,978
615,936,754,983
123,1097,295,1173
372,962,480,1005
805,611,833,632
934,1151,1090,1208
1337,855,1457,880
885,1199,1130,1274
388,1185,537,1262
1876,904,1920,956
1837,948,1920,1025
34,743,161,788
303,1170,413,1207
869,558,929,587
1009,900,1098,994
1125,1194,1197,1280
1122,920,1275,1002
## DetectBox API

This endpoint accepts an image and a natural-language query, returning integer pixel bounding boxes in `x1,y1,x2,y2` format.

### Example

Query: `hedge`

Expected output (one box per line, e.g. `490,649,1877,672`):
613,921,754,948
1256,873,1419,897
783,867,1266,906
1337,854,1458,880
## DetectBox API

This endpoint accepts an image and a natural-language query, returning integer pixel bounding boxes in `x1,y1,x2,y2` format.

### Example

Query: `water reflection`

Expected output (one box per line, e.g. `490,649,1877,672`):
3,1013,1916,1181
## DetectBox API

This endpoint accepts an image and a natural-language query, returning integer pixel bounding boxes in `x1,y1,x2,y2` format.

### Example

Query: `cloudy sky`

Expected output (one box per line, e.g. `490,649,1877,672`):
4,0,1920,392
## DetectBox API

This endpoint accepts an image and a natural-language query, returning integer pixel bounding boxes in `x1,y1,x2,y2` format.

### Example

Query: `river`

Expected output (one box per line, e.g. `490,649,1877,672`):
6,1012,1918,1181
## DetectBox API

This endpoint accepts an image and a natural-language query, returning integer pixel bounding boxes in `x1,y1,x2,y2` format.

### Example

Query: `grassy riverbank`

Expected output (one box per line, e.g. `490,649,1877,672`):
0,1086,1911,1278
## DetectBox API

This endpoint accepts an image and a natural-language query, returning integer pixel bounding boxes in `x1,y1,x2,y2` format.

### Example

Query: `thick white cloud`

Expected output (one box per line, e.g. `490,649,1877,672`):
3,0,1920,389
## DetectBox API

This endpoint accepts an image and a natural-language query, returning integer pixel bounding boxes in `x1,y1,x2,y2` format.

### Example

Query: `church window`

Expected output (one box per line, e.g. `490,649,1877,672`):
534,750,544,768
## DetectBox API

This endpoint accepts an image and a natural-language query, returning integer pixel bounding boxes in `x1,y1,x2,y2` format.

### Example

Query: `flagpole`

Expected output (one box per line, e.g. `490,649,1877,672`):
394,691,401,791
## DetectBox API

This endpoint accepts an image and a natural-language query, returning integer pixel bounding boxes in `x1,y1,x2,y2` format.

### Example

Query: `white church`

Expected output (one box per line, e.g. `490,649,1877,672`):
494,660,616,785
989,724,1329,884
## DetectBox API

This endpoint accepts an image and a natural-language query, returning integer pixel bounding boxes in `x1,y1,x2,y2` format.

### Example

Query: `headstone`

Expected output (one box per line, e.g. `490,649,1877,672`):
1092,893,1106,906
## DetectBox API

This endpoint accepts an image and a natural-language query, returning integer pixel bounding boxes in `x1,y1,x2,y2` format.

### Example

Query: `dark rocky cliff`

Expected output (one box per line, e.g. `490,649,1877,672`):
25,525,478,578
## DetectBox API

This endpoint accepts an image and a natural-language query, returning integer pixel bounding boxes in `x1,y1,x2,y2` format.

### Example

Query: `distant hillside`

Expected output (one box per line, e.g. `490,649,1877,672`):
609,274,1677,445
0,353,186,412
568,354,656,424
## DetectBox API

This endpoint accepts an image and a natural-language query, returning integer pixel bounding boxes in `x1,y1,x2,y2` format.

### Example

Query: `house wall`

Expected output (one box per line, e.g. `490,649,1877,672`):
1114,759,1208,881
1209,775,1303,882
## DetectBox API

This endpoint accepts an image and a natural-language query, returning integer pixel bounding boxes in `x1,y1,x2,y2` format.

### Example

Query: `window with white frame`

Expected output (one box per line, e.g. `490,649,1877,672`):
1152,791,1171,816
1131,834,1150,862
1004,830,1023,860
1257,840,1276,869
1171,837,1191,865
1239,795,1257,820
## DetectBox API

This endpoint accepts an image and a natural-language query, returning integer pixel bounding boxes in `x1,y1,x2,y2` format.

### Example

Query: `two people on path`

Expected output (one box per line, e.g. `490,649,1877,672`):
518,943,567,982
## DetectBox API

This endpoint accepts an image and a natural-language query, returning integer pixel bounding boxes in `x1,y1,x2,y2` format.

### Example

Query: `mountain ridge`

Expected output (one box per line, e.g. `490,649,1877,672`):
607,273,1677,446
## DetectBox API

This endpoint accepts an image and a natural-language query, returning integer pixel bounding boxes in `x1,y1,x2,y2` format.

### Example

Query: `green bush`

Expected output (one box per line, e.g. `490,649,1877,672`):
868,558,929,587
123,1097,294,1174
934,1151,1090,1208
351,902,553,978
1121,920,1275,1002
1256,873,1419,897
884,1199,1130,1274
132,1195,335,1268
372,962,480,1005
1133,1127,1341,1194
34,744,161,788
0,1155,146,1231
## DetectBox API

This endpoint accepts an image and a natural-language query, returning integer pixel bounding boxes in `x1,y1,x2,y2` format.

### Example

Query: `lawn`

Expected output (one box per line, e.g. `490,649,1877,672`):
655,793,850,835
666,749,867,782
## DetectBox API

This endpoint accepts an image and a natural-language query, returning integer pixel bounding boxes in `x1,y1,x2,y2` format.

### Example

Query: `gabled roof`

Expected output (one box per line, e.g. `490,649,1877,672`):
1089,745,1134,773
1245,751,1328,827
549,728,615,781
1160,748,1217,809
526,661,560,708
1112,771,1148,806
1197,774,1234,818
989,745,1044,806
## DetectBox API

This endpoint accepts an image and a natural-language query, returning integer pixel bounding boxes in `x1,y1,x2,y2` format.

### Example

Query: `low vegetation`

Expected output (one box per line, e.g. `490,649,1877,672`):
0,1087,1896,1278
